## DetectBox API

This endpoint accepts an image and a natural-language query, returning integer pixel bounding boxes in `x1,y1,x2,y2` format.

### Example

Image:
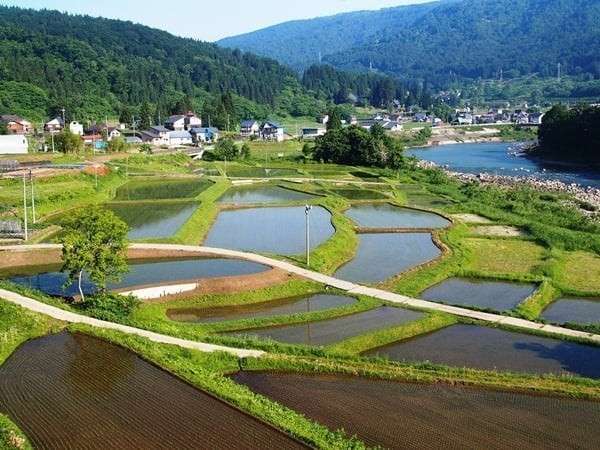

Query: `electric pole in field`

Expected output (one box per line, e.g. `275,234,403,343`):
305,205,313,267
22,173,28,241
30,170,36,224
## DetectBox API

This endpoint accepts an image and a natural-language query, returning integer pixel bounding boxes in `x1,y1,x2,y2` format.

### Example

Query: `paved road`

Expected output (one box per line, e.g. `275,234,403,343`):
1,244,599,353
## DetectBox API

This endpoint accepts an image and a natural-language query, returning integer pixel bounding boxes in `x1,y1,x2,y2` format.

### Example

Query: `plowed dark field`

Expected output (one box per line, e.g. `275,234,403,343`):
233,371,600,450
0,333,306,450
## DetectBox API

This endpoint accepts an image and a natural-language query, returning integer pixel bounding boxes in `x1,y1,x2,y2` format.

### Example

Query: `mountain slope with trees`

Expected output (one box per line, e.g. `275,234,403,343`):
220,0,600,86
0,6,324,125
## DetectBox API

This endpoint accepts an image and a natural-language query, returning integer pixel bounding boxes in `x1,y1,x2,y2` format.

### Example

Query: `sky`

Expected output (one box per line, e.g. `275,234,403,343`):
0,0,431,41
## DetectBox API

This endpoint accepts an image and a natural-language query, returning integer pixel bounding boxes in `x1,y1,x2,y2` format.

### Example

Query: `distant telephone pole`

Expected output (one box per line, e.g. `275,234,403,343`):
22,173,28,241
30,170,36,224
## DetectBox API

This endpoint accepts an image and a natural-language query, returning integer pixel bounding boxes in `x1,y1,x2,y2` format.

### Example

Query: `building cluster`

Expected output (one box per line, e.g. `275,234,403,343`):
240,120,285,142
452,108,544,126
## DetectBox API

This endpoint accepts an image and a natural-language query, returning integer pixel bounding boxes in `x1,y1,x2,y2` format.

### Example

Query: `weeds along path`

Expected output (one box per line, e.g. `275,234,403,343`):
1,244,600,349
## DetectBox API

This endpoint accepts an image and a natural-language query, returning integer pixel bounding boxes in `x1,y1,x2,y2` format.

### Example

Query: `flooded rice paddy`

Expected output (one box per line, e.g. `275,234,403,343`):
334,233,441,283
226,167,300,178
107,202,197,239
331,188,389,200
345,203,450,229
365,324,600,378
232,372,600,450
420,278,537,311
114,178,213,200
167,294,357,323
217,185,315,204
8,258,269,298
0,332,306,450
204,206,334,255
541,297,600,325
226,306,423,346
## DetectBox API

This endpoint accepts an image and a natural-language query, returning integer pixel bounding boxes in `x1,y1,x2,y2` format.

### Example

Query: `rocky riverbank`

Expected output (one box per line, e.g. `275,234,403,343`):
416,160,600,216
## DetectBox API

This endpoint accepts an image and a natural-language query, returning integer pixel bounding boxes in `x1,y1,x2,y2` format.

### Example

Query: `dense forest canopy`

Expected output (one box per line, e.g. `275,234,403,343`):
535,105,600,166
222,0,600,87
0,6,322,124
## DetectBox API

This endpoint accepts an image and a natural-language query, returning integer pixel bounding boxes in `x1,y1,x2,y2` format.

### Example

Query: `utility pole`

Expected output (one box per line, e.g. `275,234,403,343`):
61,108,66,125
305,205,313,267
51,131,55,153
22,173,28,241
557,63,562,81
30,170,36,224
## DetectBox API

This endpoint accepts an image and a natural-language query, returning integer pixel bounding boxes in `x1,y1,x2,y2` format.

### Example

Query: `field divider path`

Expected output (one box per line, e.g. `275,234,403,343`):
1,244,600,347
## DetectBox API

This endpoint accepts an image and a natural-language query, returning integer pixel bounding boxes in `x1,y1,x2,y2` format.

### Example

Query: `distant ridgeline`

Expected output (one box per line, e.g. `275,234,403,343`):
221,0,600,91
535,105,600,166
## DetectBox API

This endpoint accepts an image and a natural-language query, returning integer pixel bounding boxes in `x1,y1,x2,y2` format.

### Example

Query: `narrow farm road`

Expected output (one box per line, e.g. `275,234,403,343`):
1,244,599,354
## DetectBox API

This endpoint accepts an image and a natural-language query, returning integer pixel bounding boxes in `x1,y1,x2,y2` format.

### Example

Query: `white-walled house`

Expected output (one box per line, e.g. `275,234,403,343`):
69,121,84,136
44,117,64,133
240,120,260,137
260,122,284,142
165,115,186,131
107,127,122,141
167,130,193,146
0,135,28,154
302,128,326,139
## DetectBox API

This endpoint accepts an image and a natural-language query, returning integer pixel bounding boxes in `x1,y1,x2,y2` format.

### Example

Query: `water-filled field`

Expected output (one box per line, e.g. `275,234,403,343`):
541,297,600,325
8,258,269,298
232,372,600,450
331,189,389,200
420,278,537,311
334,233,441,283
226,306,423,346
0,333,306,449
226,167,300,178
205,206,334,255
345,204,450,229
107,202,197,239
217,186,315,204
365,324,600,378
114,178,213,200
168,294,357,323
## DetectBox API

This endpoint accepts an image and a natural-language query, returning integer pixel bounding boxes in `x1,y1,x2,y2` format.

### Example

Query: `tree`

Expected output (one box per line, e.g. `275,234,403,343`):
140,143,153,154
240,142,251,159
139,101,153,130
60,207,129,301
213,137,239,160
302,142,313,158
326,108,343,131
0,122,7,135
107,136,127,153
119,106,133,126
53,129,83,153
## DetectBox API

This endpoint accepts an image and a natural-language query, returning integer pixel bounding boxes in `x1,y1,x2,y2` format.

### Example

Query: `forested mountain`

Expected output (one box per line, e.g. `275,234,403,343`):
220,0,600,85
0,6,322,124
218,0,445,71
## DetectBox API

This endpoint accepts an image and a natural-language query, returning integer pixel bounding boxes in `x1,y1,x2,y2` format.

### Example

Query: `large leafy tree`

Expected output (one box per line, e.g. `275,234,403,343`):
60,207,129,301
53,129,83,153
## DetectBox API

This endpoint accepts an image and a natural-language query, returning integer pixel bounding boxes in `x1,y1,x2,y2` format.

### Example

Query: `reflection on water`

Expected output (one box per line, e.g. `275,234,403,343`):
218,186,315,204
541,297,600,325
365,324,600,378
345,204,450,229
406,142,600,188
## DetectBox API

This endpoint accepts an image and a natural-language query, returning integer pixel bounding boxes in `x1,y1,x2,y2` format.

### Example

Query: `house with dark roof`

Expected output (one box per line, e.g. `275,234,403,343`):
260,122,284,142
165,115,186,131
190,127,219,144
44,117,64,133
240,120,260,138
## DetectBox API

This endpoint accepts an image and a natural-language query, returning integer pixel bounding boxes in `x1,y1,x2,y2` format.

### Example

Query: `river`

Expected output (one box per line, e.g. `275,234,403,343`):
406,142,600,188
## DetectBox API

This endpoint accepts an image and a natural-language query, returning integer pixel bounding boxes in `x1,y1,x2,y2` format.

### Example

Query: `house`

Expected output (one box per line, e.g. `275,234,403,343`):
316,115,329,125
44,117,64,133
454,113,473,125
126,136,143,144
0,115,32,134
190,127,219,144
414,113,428,123
260,122,284,142
514,111,529,125
167,130,193,146
302,128,326,139
69,121,84,136
0,135,28,154
107,127,121,141
382,121,401,132
165,115,186,131
240,120,260,138
140,126,170,146
529,112,545,125
165,112,201,131
82,134,103,146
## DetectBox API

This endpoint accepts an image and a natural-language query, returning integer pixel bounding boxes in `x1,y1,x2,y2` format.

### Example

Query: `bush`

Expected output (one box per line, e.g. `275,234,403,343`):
80,293,140,322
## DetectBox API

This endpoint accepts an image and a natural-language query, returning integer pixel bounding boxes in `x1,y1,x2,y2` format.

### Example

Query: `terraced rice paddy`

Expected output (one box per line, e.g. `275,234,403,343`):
217,186,315,204
345,204,450,229
8,258,269,298
226,306,423,346
106,202,198,239
420,278,537,311
365,324,600,378
205,206,334,255
330,189,389,200
226,168,300,178
334,233,441,283
114,178,213,200
167,294,357,323
0,333,306,450
541,297,600,325
232,372,600,450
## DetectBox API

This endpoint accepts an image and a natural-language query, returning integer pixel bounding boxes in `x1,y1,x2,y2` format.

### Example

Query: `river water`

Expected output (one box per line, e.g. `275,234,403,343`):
406,142,600,188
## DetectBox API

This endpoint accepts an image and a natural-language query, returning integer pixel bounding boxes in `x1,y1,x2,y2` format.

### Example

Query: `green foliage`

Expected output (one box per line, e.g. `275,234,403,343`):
211,138,240,161
52,129,83,153
313,125,404,169
326,108,342,131
59,207,129,299
535,104,600,164
240,142,251,160
0,415,32,450
80,292,140,322
0,81,49,123
0,122,7,135
107,136,128,153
